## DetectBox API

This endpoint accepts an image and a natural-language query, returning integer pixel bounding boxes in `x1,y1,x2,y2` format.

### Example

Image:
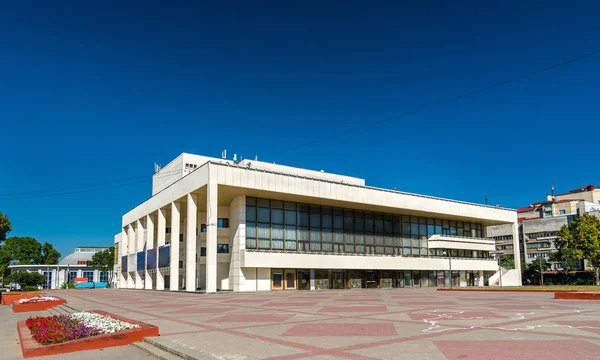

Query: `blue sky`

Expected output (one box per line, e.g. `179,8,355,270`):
1,1,598,258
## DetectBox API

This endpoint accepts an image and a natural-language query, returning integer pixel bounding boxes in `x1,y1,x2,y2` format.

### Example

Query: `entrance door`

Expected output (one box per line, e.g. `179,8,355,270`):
284,269,296,290
437,271,445,287
297,270,311,290
271,269,284,290
365,270,378,288
43,271,53,289
331,271,345,289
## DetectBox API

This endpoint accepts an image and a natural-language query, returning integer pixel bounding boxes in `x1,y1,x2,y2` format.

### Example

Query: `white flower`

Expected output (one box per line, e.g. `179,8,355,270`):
18,296,59,304
69,312,140,334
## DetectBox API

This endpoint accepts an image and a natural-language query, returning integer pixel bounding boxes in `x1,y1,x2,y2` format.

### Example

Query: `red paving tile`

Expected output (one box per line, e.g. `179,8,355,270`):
165,307,232,315
283,323,397,336
397,301,457,306
409,311,506,321
318,306,387,313
434,340,600,360
225,299,270,304
264,302,318,307
553,321,600,336
208,314,295,322
491,304,572,310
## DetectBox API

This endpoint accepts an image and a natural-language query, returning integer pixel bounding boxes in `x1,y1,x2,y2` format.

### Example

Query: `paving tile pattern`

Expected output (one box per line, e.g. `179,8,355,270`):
45,288,600,359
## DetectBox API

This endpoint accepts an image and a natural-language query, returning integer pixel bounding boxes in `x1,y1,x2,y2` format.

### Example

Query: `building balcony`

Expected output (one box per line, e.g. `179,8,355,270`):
428,234,496,252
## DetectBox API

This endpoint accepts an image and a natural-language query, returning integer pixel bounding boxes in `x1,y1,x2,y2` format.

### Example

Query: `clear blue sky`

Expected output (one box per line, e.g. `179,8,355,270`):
1,1,598,258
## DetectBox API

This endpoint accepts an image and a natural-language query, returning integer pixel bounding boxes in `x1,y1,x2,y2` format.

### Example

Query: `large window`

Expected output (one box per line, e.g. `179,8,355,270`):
245,197,484,257
83,271,94,283
99,271,109,283
69,271,78,283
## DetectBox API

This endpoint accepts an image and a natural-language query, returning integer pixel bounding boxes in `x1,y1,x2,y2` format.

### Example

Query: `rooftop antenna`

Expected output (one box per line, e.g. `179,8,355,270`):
485,194,488,205
154,163,161,173
551,184,555,201
221,150,227,159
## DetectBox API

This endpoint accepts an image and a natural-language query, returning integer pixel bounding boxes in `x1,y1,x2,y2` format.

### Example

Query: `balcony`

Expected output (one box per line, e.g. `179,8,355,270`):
428,234,496,252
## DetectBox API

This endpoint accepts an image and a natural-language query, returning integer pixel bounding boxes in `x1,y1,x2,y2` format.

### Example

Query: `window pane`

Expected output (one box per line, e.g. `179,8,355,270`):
310,212,321,228
321,228,332,243
258,223,270,239
375,218,384,233
246,238,256,248
246,206,256,222
285,210,297,225
322,213,332,228
258,239,270,249
355,233,364,245
299,212,309,226
272,224,284,239
333,230,343,243
246,197,256,206
284,202,296,210
257,198,269,208
333,215,343,229
298,227,309,241
272,239,284,249
285,225,296,240
271,200,283,209
246,222,257,238
258,207,270,222
272,209,284,224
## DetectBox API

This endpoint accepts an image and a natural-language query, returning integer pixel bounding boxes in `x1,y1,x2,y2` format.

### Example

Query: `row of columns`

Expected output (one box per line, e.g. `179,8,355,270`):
120,182,219,293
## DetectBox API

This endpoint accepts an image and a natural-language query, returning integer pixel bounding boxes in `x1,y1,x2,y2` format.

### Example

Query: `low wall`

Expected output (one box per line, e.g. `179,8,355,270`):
18,310,159,358
1,293,40,305
13,298,66,313
554,292,600,300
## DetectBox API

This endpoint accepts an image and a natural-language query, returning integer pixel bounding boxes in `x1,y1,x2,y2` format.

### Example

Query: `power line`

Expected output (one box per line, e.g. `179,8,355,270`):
0,169,184,200
266,50,599,157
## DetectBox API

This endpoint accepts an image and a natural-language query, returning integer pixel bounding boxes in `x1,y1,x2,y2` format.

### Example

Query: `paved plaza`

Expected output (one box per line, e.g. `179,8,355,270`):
4,288,600,359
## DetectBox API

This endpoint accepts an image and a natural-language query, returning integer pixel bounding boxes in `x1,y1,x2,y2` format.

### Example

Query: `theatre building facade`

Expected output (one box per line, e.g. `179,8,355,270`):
115,153,522,293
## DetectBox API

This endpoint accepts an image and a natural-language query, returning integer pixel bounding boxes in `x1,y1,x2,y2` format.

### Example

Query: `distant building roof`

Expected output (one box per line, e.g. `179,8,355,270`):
517,206,535,213
58,251,95,266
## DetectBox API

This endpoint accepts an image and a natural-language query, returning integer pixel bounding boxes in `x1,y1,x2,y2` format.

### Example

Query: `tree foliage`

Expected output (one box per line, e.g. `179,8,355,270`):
556,214,600,285
0,211,11,243
87,247,115,285
6,271,45,288
0,237,61,277
499,255,515,269
523,257,551,285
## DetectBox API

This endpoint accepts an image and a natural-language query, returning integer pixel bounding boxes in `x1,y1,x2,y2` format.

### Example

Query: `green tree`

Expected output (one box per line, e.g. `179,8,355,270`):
0,211,11,243
556,214,600,285
549,249,577,283
87,247,115,286
0,237,61,278
6,271,45,289
499,255,515,269
40,242,61,264
524,257,551,285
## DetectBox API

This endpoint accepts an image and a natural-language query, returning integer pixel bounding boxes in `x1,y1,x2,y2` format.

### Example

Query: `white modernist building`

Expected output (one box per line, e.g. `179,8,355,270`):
115,153,522,292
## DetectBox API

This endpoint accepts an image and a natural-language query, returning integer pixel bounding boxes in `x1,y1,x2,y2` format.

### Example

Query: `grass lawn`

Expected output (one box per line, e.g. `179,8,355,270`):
444,285,600,291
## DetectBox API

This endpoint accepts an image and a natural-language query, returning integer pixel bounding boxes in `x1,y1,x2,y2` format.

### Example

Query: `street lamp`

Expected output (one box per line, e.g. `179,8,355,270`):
442,250,452,289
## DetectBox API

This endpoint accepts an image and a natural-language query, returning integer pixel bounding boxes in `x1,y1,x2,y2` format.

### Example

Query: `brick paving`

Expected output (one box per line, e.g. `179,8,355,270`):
43,288,600,359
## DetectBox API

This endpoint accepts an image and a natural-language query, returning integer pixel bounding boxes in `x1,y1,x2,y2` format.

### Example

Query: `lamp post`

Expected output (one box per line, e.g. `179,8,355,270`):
443,250,452,289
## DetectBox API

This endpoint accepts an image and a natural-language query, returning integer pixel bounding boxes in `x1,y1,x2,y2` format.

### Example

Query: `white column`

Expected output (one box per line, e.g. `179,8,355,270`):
228,196,246,291
127,224,135,288
310,269,315,290
478,270,485,287
120,227,128,288
511,221,523,285
145,213,155,290
135,219,144,289
156,208,166,290
170,202,181,291
186,193,198,292
206,177,218,293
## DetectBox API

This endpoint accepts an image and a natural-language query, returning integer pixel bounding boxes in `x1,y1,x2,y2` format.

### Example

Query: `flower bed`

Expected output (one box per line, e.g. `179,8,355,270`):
26,311,140,345
13,296,66,313
19,296,59,304
18,310,159,358
1,292,40,305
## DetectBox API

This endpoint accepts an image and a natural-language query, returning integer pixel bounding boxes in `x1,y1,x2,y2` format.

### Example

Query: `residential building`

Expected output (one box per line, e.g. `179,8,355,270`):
114,153,521,292
7,246,113,289
488,184,600,270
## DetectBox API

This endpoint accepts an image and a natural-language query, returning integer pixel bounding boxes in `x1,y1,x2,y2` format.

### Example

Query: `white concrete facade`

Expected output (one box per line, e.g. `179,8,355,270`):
116,153,522,292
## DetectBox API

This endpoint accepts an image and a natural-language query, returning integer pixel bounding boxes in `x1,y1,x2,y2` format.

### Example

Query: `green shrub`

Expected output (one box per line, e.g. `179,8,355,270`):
60,282,76,289
22,285,40,291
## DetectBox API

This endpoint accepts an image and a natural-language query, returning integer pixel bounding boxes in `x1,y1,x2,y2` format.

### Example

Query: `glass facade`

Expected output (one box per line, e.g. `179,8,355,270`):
245,197,486,258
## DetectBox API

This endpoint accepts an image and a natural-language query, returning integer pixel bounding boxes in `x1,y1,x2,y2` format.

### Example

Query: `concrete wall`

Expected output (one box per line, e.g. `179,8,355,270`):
242,251,498,272
522,216,568,234
152,154,184,196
